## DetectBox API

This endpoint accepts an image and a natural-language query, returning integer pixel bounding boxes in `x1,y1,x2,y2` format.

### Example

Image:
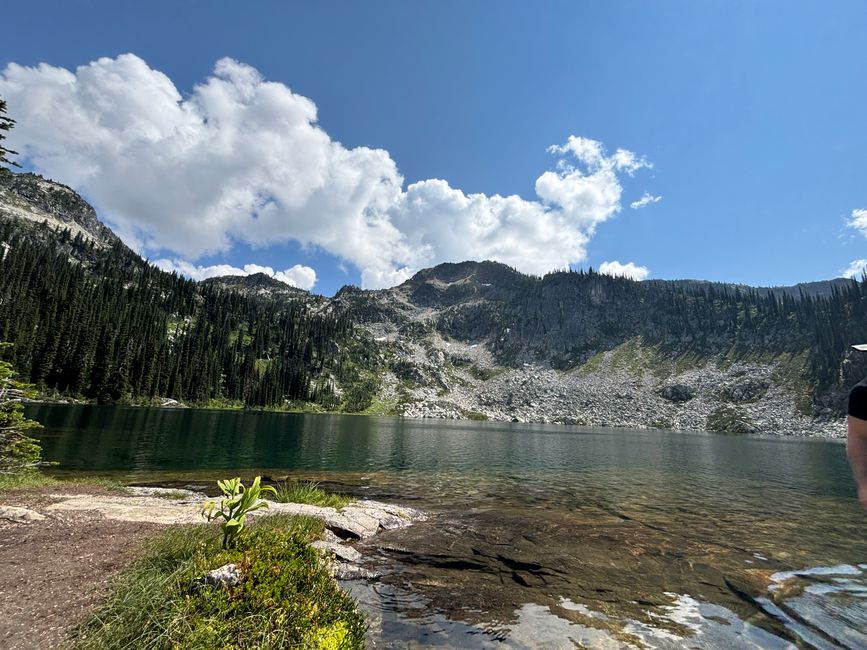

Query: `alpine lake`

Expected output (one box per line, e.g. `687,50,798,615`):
26,404,867,649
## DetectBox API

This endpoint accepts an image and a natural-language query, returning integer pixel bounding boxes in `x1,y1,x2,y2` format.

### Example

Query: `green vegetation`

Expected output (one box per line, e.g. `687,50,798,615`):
153,489,192,500
0,469,58,490
271,480,354,510
0,98,20,169
0,208,359,410
0,472,131,492
577,351,605,375
67,476,130,492
204,397,245,410
341,374,380,413
276,399,328,414
706,404,756,434
361,392,400,416
74,516,364,650
202,477,277,549
0,342,50,483
460,409,489,421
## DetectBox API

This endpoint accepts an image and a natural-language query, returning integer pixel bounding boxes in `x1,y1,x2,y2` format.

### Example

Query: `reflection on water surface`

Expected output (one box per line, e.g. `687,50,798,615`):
27,405,867,648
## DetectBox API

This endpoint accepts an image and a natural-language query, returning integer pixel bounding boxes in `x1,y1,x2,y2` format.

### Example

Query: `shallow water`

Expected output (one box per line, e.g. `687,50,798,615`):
27,405,867,648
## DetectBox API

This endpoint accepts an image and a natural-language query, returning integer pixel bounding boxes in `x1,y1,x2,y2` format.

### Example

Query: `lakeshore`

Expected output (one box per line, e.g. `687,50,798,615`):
1,480,424,649
8,405,866,648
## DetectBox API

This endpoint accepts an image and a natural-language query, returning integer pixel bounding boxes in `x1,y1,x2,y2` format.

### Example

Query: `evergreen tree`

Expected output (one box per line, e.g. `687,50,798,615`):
0,98,20,169
0,343,44,474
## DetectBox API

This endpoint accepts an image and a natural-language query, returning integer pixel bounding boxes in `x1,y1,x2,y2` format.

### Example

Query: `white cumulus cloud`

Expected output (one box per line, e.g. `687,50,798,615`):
599,260,650,281
0,54,653,289
848,209,867,236
630,192,662,210
154,259,317,290
841,259,867,280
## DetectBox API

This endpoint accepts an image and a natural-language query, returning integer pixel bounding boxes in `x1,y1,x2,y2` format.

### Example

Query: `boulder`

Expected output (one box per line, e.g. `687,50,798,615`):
0,505,45,523
311,540,362,563
659,384,695,403
326,509,380,539
332,561,381,581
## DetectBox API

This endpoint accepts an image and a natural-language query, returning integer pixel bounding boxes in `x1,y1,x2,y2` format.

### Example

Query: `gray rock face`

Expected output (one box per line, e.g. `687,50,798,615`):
256,499,426,540
0,172,121,247
202,563,243,589
334,263,847,437
326,509,380,539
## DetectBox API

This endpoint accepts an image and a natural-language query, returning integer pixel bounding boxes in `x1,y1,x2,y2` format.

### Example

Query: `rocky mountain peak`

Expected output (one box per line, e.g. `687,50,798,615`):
0,171,121,247
199,272,311,299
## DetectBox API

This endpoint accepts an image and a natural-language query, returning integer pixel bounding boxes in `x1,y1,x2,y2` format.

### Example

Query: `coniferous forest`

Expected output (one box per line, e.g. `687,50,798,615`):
0,219,362,408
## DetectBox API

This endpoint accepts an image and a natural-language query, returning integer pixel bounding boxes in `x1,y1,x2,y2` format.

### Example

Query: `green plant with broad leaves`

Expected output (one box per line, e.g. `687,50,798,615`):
202,476,277,549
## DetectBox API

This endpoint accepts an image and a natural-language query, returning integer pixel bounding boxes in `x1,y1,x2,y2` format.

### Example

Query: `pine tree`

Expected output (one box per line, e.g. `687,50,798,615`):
0,98,21,169
0,343,44,474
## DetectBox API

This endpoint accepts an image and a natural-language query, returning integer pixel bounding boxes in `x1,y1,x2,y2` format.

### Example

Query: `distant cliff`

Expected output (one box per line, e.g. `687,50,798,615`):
0,171,121,248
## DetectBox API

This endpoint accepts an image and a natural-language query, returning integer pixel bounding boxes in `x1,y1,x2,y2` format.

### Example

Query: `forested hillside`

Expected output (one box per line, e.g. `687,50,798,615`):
2,169,867,433
0,218,365,408
388,260,867,410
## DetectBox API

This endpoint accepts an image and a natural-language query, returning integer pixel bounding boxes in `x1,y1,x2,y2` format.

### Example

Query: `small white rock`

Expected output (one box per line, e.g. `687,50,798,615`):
203,563,243,589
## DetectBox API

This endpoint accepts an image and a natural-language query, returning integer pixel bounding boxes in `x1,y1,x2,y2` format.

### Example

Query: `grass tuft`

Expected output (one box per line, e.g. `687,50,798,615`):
62,476,130,492
151,489,193,500
0,472,132,493
74,516,363,649
0,469,60,491
270,480,354,510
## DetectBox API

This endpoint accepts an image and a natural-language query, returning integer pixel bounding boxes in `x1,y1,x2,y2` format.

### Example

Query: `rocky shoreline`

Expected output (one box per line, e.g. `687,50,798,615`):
4,486,425,584
24,359,847,439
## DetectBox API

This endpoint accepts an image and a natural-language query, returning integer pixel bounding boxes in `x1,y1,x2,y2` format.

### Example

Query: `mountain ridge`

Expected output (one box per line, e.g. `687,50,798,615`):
0,170,863,437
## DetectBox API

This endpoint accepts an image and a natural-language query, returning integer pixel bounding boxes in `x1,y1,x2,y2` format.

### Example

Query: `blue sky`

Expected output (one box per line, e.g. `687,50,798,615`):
3,1,867,294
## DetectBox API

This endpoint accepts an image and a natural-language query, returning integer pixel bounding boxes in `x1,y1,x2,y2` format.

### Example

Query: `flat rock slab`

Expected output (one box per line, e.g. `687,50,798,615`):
312,540,363,563
258,499,425,539
41,494,426,538
128,486,204,500
0,505,46,524
45,494,203,524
